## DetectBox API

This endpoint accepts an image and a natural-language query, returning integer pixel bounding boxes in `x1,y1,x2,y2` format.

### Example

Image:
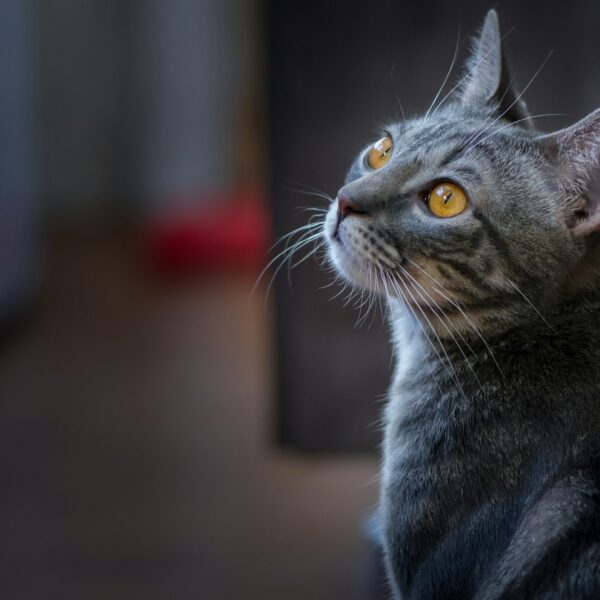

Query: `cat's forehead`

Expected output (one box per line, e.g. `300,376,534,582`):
387,108,492,153
381,106,540,172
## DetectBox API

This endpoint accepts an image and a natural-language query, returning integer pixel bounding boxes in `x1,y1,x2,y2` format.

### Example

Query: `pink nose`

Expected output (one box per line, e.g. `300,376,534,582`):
337,193,365,220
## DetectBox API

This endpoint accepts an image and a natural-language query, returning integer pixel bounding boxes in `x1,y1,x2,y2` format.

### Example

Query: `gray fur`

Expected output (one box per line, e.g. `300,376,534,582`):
322,10,600,599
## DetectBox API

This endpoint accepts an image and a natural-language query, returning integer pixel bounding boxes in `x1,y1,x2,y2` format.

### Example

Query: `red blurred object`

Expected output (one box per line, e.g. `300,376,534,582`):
144,189,271,273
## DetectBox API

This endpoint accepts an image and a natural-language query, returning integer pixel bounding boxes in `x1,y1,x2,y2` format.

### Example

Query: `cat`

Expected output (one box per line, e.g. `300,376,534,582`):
322,9,600,600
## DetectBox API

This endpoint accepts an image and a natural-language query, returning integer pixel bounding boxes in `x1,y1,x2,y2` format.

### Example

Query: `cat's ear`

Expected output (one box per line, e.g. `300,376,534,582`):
538,109,600,236
459,10,529,123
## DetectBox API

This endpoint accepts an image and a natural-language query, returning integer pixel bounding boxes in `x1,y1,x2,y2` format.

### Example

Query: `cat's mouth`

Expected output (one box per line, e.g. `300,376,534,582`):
325,211,456,311
325,209,406,289
327,208,399,264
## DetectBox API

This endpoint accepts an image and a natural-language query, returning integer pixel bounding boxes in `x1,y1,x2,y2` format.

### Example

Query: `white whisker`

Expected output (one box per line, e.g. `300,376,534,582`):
505,278,557,334
403,257,504,378
465,50,553,151
424,24,462,121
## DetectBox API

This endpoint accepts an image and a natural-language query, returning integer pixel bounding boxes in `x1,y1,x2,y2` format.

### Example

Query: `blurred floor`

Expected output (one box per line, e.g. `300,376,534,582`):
0,233,379,600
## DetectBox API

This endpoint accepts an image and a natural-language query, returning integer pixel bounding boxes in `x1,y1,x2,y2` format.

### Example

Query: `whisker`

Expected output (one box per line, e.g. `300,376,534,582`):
465,50,553,151
396,96,406,121
284,182,333,204
284,227,324,283
430,70,470,117
293,206,329,214
399,266,487,397
430,24,516,117
284,231,325,285
367,268,383,330
289,239,325,270
250,218,325,307
466,113,565,153
505,278,557,334
402,257,504,378
330,278,352,302
268,221,323,253
425,23,462,121
392,271,468,400
383,272,446,397
355,264,372,327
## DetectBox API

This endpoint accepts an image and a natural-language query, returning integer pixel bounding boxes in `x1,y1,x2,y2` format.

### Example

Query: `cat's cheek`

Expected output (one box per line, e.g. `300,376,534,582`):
323,209,359,280
326,242,346,276
326,242,367,288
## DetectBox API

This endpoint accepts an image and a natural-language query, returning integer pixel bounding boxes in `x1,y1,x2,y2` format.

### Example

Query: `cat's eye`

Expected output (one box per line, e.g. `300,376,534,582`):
426,182,468,218
367,136,393,170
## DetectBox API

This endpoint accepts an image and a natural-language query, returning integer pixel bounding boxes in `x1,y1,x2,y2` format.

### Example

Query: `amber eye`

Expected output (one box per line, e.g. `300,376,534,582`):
367,136,393,170
426,182,468,218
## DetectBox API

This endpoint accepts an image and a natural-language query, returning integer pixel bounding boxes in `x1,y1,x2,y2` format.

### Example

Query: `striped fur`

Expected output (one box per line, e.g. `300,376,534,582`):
323,10,600,599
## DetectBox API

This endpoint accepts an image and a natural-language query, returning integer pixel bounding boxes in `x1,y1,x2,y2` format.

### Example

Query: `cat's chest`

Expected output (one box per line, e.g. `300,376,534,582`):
380,305,600,597
380,344,525,598
381,368,485,529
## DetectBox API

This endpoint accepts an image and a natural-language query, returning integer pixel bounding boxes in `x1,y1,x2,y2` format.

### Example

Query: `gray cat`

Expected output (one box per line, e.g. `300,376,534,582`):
322,10,600,599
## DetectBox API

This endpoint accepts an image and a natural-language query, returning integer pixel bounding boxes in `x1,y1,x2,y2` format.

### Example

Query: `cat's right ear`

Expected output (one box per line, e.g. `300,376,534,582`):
538,109,600,236
459,10,529,123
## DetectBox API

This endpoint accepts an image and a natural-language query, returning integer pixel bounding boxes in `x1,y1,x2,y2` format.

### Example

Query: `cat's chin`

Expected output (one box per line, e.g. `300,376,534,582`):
324,208,387,290
324,211,453,310
327,240,408,301
328,240,459,316
327,241,378,291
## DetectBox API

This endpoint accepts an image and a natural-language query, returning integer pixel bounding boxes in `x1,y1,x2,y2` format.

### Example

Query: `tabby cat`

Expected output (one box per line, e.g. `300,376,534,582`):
323,10,600,599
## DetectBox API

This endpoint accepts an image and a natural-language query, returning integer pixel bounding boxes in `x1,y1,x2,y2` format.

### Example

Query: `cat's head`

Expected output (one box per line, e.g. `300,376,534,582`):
324,10,600,334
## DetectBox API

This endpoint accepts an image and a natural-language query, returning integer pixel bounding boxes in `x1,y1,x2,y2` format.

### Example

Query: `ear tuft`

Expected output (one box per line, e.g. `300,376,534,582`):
459,10,529,124
539,109,600,235
540,109,600,189
461,10,502,104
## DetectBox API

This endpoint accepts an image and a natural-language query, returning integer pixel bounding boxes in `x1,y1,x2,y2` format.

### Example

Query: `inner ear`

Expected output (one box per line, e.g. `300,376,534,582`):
537,108,600,236
459,10,530,124
568,196,595,231
570,172,600,236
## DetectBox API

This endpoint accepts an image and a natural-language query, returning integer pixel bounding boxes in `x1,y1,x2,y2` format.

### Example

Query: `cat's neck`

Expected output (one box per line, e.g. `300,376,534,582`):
387,292,600,417
388,287,600,348
383,294,600,500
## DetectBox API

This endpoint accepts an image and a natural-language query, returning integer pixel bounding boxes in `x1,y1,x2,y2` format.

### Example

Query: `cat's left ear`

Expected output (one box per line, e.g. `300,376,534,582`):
537,109,600,236
459,10,529,123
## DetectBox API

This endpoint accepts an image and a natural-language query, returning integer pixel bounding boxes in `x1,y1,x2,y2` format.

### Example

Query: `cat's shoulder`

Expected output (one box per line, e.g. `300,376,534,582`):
479,446,600,598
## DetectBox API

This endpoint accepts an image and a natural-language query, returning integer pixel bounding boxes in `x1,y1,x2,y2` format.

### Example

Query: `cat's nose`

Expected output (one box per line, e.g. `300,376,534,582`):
337,193,366,221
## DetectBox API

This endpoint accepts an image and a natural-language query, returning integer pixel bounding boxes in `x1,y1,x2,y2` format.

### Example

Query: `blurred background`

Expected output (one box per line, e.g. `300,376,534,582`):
1,1,599,598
